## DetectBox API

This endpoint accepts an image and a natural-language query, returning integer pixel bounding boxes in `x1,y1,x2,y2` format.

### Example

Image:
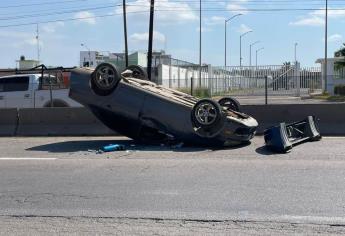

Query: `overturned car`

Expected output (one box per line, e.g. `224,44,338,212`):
69,63,258,147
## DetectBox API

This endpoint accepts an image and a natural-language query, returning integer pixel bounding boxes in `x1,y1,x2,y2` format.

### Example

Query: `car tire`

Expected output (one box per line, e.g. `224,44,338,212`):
192,99,222,128
91,63,121,96
124,65,148,80
218,97,240,112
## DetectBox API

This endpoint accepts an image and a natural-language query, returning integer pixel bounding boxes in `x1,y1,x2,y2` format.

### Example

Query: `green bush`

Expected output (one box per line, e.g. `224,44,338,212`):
178,87,210,98
334,85,345,95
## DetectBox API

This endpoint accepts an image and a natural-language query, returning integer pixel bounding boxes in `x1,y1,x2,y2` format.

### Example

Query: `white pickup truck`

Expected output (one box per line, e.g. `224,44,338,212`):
0,74,82,108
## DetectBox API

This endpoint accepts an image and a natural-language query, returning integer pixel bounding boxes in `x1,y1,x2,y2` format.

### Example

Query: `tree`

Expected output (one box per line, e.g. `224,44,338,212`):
334,43,345,57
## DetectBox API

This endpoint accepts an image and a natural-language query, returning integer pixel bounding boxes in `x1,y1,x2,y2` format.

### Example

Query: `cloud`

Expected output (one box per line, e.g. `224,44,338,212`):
323,34,343,43
0,30,40,48
311,8,345,19
41,22,65,33
196,27,212,32
130,31,166,43
290,8,345,27
289,16,324,26
238,24,252,34
227,0,248,14
117,0,197,24
205,16,225,26
74,11,96,25
0,31,32,39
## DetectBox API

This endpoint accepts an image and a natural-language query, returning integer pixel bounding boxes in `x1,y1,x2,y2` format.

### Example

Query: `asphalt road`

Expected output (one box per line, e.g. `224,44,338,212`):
1,136,345,235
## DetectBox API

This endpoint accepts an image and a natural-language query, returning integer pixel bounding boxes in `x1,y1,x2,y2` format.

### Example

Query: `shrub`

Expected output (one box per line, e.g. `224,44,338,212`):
178,87,210,98
334,84,345,95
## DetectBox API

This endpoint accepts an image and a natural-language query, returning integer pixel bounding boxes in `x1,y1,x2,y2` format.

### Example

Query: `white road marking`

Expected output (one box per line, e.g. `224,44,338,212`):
0,158,57,160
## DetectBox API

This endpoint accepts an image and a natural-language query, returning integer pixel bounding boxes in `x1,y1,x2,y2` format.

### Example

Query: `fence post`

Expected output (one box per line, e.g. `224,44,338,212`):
295,62,301,97
208,64,213,96
191,77,193,96
265,75,268,105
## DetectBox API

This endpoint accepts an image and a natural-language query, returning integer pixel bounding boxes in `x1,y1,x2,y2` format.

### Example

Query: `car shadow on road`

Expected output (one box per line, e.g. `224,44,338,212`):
26,139,212,153
255,145,282,156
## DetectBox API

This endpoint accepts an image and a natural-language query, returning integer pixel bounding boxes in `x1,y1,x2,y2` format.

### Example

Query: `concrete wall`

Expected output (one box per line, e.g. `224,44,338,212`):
0,108,18,136
242,104,345,135
0,108,116,137
0,105,344,136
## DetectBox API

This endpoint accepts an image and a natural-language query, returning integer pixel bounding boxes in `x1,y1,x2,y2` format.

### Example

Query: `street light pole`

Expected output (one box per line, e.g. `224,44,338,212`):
240,30,253,67
324,0,328,93
249,40,260,67
256,47,264,68
224,14,242,67
81,43,91,67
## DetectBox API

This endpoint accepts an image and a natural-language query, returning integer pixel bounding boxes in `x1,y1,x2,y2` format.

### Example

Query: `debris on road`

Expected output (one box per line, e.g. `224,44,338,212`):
101,144,126,152
264,116,322,153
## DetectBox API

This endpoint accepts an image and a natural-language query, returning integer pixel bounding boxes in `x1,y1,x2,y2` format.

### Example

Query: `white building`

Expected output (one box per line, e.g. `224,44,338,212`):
16,56,39,69
80,51,123,68
316,57,345,95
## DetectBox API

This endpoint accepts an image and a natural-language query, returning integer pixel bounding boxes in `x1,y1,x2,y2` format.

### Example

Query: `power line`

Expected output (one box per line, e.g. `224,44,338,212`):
0,4,119,21
0,0,89,9
0,11,147,28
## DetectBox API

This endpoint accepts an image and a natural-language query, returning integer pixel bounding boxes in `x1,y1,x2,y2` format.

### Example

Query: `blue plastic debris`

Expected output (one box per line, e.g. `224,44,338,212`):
101,144,126,152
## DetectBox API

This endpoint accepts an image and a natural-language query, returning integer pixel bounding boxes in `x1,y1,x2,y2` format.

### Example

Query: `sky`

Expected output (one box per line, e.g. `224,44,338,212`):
0,0,344,68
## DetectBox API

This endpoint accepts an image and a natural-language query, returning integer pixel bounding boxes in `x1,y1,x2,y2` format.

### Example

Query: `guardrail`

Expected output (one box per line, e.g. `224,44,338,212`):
0,105,344,136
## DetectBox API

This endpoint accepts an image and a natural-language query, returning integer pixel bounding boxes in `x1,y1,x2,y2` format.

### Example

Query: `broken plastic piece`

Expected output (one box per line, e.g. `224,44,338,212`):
264,116,321,153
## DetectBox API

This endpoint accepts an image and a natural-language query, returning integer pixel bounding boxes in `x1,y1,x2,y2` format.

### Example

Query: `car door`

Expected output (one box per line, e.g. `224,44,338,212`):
0,78,5,108
4,76,33,108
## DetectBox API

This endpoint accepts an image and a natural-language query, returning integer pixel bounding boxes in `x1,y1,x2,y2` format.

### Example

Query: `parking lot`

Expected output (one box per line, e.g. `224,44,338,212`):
1,136,345,234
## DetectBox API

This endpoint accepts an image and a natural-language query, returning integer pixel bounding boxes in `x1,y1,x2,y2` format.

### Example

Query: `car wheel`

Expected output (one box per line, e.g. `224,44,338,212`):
192,99,222,128
218,97,240,112
124,65,148,80
91,63,120,96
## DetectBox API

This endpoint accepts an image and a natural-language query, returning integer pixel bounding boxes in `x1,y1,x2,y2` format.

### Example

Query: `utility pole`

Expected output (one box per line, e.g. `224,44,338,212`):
199,0,202,86
249,40,260,67
224,14,242,67
36,24,40,63
240,30,253,67
123,0,129,67
147,0,155,81
324,0,328,93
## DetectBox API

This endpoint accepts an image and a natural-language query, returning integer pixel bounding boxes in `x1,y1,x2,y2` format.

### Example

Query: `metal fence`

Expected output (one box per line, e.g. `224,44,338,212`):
158,64,322,97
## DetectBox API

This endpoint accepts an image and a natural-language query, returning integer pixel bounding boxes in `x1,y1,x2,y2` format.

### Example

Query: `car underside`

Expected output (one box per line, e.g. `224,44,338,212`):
69,63,258,147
